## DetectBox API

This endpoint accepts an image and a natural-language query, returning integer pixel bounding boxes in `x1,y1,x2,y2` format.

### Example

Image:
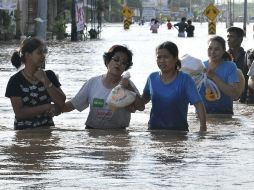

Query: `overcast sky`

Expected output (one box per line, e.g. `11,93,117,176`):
216,0,253,3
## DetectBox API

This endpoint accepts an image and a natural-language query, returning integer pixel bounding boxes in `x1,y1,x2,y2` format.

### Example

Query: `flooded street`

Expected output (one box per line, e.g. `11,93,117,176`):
1,22,254,189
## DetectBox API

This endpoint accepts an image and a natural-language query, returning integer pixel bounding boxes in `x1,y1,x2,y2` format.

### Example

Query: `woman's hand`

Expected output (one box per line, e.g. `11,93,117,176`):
205,68,216,80
120,78,129,87
34,68,48,84
125,103,136,113
46,104,62,117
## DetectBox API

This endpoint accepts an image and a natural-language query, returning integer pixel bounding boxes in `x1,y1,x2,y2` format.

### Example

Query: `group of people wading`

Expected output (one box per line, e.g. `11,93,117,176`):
5,26,254,132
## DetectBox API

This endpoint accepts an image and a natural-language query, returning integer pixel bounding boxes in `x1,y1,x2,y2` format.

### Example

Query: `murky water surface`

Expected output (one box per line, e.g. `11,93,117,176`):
0,22,254,189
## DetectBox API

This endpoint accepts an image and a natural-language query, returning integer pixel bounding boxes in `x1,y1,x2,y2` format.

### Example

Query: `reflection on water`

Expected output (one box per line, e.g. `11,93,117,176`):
148,130,189,164
0,129,63,189
1,23,254,189
7,129,61,170
86,129,132,178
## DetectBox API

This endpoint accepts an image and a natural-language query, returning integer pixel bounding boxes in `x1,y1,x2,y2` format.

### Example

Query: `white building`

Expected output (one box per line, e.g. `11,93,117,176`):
142,0,170,21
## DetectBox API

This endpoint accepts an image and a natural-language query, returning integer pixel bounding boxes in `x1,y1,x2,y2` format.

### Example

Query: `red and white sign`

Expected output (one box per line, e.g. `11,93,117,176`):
75,1,85,32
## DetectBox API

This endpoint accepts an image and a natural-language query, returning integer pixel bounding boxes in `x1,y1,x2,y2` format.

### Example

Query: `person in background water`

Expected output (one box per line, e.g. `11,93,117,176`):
227,26,249,103
186,19,195,37
199,36,240,116
139,41,207,131
174,17,188,37
150,18,155,27
139,17,144,26
62,45,144,129
150,19,159,33
166,19,172,30
5,37,66,130
245,49,254,103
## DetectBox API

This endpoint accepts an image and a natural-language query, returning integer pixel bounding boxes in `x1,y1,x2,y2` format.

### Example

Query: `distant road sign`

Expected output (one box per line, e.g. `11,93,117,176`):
204,4,220,21
208,21,216,35
122,5,133,18
124,18,132,30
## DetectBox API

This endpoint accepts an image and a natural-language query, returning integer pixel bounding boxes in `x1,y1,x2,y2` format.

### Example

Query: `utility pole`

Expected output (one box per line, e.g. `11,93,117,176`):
226,0,233,28
16,0,21,38
243,0,247,36
109,0,111,22
232,0,234,23
229,0,233,26
71,0,77,41
27,0,35,35
36,0,48,40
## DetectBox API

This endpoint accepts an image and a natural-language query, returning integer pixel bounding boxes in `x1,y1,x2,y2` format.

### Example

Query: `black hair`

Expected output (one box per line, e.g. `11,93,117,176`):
227,26,245,38
156,41,181,70
208,35,232,61
103,45,133,71
181,17,186,22
187,19,192,24
11,37,45,69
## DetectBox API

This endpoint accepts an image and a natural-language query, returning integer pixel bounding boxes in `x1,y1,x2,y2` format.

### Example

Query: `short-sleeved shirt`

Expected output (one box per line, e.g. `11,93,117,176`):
174,21,188,33
150,23,159,33
228,47,248,103
70,75,139,129
5,70,61,130
199,60,239,114
186,25,195,37
143,71,202,131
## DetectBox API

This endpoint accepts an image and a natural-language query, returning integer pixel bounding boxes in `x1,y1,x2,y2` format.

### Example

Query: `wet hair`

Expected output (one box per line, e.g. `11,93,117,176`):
208,35,232,61
156,41,181,70
103,45,133,71
11,37,45,69
187,19,192,24
181,17,186,22
227,26,245,39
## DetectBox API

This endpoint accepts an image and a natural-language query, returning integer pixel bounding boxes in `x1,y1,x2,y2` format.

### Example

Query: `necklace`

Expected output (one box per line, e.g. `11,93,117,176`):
22,70,38,85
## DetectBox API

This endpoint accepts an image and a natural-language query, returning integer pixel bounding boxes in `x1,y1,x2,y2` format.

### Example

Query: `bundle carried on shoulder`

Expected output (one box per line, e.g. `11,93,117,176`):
106,72,136,110
180,54,221,101
180,54,205,89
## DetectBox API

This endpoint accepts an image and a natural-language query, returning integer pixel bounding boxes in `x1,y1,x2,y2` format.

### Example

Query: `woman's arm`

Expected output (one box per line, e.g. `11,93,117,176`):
10,97,54,119
34,69,66,109
121,78,147,111
44,82,66,109
62,101,75,113
248,77,254,89
133,95,146,111
206,69,239,99
194,102,207,132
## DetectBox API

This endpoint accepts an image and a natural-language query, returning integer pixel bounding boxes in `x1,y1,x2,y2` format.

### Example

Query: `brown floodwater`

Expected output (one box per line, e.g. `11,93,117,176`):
0,23,254,189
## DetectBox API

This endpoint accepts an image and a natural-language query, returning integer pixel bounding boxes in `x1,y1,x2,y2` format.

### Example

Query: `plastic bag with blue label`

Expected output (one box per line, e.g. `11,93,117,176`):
180,54,221,101
203,74,221,101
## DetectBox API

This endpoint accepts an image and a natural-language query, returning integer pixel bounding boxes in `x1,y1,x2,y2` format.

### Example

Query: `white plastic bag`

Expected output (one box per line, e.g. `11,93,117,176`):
203,74,221,101
180,54,221,101
106,72,136,110
180,54,205,89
